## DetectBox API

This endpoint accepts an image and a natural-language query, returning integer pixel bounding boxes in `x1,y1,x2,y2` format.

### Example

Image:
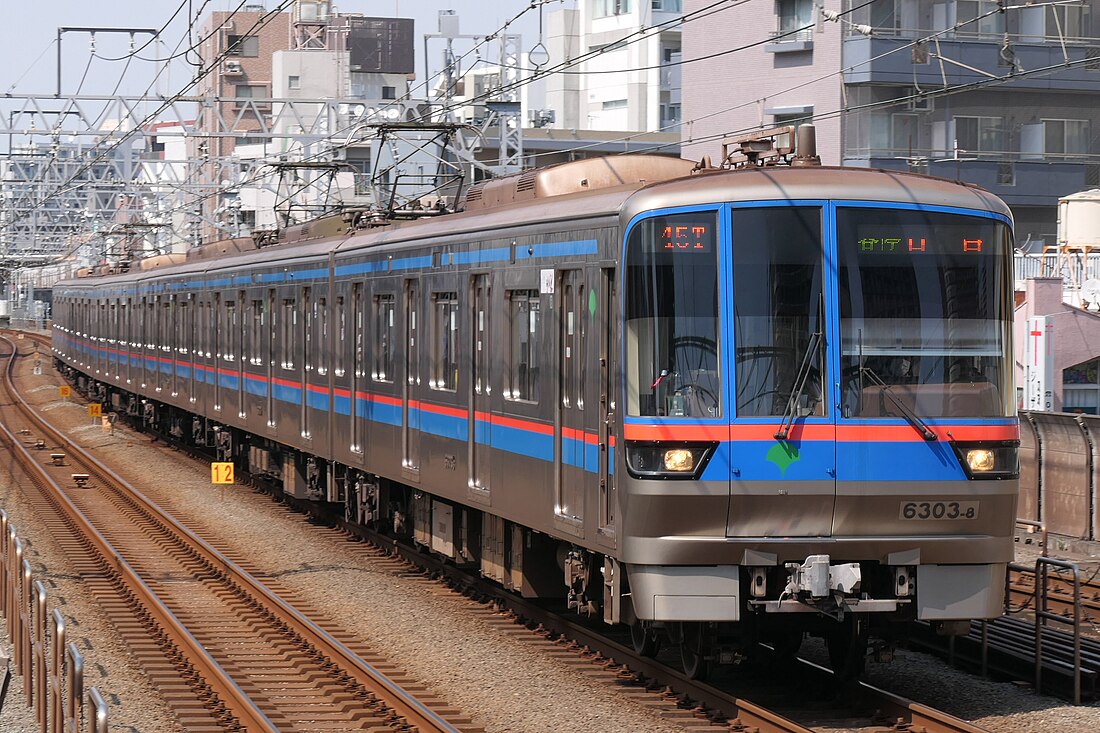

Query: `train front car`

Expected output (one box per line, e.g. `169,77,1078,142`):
618,163,1017,678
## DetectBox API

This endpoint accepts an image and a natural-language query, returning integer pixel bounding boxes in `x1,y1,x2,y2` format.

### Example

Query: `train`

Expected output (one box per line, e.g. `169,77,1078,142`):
51,125,1019,679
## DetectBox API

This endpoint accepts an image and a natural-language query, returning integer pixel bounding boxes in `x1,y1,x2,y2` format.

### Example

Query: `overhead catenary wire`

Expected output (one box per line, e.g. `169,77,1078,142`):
94,0,1056,248
9,0,294,234
90,0,193,62
20,0,1091,256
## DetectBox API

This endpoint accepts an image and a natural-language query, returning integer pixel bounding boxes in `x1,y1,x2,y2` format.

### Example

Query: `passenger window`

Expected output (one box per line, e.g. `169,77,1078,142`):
224,301,237,362
431,292,459,392
250,299,264,365
316,297,327,376
506,289,540,402
335,295,345,377
282,299,296,369
373,293,395,382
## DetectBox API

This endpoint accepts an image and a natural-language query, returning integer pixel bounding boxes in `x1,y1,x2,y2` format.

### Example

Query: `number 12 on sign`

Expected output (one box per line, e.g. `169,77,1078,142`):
211,462,235,485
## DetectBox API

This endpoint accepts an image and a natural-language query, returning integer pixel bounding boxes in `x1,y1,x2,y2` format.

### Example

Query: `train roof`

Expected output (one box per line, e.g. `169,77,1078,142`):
622,165,1013,224
56,160,1013,291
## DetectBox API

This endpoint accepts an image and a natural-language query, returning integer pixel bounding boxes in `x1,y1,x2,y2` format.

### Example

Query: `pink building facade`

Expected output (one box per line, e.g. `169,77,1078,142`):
681,0,844,165
1015,278,1100,413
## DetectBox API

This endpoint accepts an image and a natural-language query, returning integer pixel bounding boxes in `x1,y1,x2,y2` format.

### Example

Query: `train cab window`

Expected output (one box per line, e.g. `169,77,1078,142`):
625,211,721,417
732,206,825,417
506,289,540,402
373,293,395,382
837,208,1012,418
281,299,296,370
430,292,459,392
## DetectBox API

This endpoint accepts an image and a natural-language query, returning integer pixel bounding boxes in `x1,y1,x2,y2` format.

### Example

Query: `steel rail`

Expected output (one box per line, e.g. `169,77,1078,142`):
2,334,470,733
0,336,279,732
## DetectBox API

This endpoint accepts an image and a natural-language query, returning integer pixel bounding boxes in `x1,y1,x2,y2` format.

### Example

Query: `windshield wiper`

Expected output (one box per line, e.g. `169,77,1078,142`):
860,367,937,441
774,328,822,441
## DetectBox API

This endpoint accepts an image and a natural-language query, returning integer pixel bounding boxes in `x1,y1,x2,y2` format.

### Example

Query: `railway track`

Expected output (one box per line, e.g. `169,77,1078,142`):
0,333,479,732
1008,564,1100,628
7,329,995,732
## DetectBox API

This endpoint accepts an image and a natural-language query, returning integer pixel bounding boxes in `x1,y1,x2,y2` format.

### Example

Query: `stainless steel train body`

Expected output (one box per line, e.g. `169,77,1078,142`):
52,155,1020,675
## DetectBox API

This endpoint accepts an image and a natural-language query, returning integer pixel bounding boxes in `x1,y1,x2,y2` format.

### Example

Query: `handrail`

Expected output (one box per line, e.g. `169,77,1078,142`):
1034,557,1083,705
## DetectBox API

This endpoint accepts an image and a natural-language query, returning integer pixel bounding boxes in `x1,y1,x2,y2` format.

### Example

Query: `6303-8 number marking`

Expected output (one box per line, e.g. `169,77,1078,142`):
899,500,979,520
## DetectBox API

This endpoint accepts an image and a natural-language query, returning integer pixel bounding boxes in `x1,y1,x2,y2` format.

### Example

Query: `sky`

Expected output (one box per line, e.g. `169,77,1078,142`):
0,1,564,100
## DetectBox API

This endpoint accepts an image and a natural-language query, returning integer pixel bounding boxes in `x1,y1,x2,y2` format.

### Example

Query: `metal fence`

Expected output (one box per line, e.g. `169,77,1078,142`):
1,509,109,733
1019,411,1100,542
1015,253,1100,284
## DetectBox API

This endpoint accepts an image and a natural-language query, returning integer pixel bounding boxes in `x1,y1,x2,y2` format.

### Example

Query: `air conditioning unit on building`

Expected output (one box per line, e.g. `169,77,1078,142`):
224,60,243,76
906,90,934,112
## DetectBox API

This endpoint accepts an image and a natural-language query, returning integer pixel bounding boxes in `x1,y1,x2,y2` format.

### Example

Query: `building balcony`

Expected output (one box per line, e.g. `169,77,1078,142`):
844,154,1095,208
843,35,1100,91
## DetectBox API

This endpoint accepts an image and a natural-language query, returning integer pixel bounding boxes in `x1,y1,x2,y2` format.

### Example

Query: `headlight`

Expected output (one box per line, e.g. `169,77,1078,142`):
951,441,1018,479
966,449,995,472
625,441,716,479
663,448,694,472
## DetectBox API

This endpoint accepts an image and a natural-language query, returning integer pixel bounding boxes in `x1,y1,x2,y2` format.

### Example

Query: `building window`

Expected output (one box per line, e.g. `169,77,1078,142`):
602,99,628,110
1043,119,1089,156
235,84,264,98
288,75,300,90
1063,359,1100,414
865,112,916,154
777,0,813,40
227,35,260,57
955,1,1006,36
381,85,396,100
594,0,632,18
953,116,1004,155
653,0,682,10
661,103,681,128
1048,4,1089,39
431,292,459,392
506,290,539,402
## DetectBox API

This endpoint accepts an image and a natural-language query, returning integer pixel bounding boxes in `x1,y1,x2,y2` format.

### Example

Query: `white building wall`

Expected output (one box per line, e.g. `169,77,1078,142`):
543,2,679,134
681,0,844,165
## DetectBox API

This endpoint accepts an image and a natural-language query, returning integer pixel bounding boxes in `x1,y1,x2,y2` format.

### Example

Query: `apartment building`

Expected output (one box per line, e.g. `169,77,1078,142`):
544,0,684,134
682,0,1100,243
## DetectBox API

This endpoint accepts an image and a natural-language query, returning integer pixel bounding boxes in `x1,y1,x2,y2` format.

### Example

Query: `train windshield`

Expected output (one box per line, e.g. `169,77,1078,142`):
624,211,721,417
837,208,1013,418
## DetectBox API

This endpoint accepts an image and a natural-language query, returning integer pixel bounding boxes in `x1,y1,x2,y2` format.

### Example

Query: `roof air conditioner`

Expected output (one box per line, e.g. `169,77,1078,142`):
905,90,933,112
224,60,243,75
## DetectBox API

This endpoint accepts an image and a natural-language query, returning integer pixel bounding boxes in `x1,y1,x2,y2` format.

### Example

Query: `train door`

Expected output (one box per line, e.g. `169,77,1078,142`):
556,268,591,531
301,286,311,439
124,298,133,385
598,267,617,537
470,273,491,497
266,288,276,428
186,296,195,402
169,295,179,397
725,204,835,537
403,279,421,473
213,292,222,411
351,282,364,456
237,290,246,418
